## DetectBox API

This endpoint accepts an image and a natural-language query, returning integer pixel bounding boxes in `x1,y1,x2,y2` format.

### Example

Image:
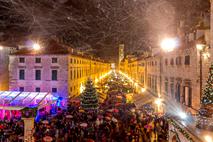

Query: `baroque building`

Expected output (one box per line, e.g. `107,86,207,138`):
9,40,110,102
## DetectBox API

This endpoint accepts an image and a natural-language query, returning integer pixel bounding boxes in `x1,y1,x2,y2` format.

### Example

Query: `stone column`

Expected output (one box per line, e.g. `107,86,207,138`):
22,118,35,142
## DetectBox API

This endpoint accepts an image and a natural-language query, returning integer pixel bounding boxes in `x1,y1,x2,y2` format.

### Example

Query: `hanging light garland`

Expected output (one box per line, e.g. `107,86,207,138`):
168,119,195,142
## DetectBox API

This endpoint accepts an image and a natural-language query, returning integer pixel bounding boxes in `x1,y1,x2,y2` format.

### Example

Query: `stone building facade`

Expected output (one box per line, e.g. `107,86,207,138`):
145,35,211,112
9,41,70,99
9,40,111,100
145,55,161,97
119,56,145,89
68,54,110,97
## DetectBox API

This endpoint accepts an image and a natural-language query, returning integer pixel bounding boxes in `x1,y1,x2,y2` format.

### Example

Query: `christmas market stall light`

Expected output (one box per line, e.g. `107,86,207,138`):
141,88,146,93
118,71,134,83
118,70,145,93
95,70,113,84
0,91,61,121
80,83,86,94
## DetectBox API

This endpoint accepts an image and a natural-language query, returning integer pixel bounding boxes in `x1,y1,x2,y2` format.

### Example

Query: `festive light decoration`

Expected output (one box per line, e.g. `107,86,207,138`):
81,78,99,110
202,64,213,105
80,83,86,94
168,119,194,142
119,70,145,94
94,70,112,84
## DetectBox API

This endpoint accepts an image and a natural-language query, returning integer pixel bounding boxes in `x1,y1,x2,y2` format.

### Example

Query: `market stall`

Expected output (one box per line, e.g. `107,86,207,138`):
0,91,61,120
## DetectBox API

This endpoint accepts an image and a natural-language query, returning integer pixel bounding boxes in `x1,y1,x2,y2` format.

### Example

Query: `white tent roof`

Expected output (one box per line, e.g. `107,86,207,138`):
0,91,58,110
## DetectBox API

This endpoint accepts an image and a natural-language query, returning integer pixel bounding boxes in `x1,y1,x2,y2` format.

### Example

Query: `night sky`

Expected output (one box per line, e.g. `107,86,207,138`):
0,0,209,61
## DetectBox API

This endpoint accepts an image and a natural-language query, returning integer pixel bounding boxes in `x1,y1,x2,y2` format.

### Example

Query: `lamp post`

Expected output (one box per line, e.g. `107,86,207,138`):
160,38,178,96
155,98,163,113
196,44,207,105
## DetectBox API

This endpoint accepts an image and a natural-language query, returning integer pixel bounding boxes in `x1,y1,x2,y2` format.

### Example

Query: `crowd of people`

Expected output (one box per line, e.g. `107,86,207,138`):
0,119,24,142
0,73,169,142
32,73,169,142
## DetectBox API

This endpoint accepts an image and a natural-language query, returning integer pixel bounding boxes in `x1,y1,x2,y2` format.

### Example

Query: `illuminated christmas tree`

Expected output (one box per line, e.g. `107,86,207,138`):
202,65,213,105
81,78,99,110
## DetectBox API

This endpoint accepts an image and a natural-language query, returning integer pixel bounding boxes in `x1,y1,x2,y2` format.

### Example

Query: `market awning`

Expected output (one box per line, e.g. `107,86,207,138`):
133,91,156,108
0,91,58,110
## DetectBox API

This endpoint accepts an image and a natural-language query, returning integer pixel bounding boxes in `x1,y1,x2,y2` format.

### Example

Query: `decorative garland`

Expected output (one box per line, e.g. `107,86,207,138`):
170,129,181,142
168,119,195,142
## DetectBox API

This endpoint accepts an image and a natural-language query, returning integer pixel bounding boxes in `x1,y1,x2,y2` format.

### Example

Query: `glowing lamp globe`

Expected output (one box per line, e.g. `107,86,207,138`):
0,46,3,50
33,43,41,51
155,98,162,106
161,38,178,52
141,88,146,93
179,111,187,120
204,135,212,142
196,44,205,51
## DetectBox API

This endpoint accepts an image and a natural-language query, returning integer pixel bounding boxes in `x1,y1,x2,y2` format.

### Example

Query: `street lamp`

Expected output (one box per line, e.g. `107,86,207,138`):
141,88,146,93
0,45,3,50
196,43,207,105
161,38,178,52
159,38,178,97
33,43,41,51
155,98,162,106
155,98,163,113
204,135,212,142
178,111,187,120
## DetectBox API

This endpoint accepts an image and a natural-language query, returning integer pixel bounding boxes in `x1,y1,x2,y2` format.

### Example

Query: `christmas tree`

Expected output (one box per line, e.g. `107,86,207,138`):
202,64,213,105
81,78,99,110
